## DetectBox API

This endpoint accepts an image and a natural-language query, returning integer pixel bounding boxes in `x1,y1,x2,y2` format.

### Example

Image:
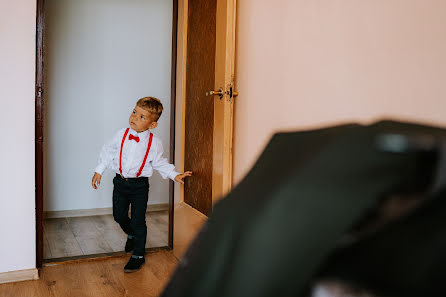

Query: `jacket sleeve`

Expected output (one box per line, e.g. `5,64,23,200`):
94,129,122,175
151,138,179,181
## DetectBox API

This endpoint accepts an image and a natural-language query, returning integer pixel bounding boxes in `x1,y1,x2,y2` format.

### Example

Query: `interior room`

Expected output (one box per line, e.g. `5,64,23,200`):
1,0,446,296
42,0,173,261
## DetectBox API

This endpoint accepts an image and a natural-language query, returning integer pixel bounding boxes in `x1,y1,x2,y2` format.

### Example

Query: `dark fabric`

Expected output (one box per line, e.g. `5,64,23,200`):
316,188,446,297
112,174,149,256
161,120,446,297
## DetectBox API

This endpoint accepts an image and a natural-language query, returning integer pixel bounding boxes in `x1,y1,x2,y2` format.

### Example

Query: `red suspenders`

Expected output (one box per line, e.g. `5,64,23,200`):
119,128,130,175
137,133,153,177
119,128,154,177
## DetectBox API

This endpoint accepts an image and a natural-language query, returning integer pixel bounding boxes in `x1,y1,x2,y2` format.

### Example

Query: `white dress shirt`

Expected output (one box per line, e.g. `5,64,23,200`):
95,128,179,180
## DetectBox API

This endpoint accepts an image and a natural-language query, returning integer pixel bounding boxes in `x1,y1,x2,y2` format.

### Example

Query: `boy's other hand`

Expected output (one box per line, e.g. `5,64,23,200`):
92,172,102,189
174,171,192,184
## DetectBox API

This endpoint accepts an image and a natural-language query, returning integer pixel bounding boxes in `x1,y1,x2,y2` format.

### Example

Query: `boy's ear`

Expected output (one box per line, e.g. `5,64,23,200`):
150,121,158,129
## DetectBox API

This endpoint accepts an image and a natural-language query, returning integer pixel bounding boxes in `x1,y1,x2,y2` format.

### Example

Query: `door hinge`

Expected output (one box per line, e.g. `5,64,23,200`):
36,86,43,98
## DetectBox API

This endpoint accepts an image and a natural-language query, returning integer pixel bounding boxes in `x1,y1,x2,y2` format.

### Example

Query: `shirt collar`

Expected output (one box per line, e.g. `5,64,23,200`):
129,128,150,138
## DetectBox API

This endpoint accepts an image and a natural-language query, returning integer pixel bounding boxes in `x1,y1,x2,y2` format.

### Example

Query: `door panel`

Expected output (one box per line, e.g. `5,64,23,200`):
184,0,217,216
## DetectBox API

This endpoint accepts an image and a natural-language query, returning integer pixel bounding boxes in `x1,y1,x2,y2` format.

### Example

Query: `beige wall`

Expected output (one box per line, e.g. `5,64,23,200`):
0,0,36,273
233,0,446,184
44,0,174,211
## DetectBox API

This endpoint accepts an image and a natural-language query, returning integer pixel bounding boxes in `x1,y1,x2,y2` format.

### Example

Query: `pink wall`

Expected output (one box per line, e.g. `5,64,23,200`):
233,0,446,184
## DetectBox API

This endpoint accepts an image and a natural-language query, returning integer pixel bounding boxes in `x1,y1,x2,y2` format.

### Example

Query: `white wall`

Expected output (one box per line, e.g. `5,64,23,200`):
0,0,37,273
44,0,173,211
234,0,446,184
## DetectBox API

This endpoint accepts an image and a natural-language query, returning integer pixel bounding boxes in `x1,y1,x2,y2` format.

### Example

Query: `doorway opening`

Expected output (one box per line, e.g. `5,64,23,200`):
36,0,178,267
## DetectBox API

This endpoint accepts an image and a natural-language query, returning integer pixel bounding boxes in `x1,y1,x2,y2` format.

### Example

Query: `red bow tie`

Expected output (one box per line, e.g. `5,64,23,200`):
129,134,140,142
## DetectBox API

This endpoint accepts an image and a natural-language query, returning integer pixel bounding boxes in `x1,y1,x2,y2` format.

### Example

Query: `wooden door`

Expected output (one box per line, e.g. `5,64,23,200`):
184,0,217,216
184,0,237,216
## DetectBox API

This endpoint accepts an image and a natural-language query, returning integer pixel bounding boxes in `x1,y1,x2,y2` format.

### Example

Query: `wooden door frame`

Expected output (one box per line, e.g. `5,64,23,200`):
212,0,237,202
35,0,179,268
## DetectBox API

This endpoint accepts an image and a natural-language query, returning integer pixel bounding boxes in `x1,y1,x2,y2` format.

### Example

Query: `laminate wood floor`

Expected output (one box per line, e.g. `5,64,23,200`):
0,251,178,297
44,211,168,260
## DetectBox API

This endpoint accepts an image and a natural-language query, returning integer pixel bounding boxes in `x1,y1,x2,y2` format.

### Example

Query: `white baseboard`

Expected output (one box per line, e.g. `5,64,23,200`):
0,268,39,284
44,203,169,219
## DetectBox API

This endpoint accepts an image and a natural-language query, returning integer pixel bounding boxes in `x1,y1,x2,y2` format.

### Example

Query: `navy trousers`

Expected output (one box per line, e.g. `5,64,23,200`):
112,174,149,256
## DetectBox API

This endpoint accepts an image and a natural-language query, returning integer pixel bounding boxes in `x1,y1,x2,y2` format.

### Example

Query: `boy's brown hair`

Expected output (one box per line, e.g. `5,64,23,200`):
136,97,163,122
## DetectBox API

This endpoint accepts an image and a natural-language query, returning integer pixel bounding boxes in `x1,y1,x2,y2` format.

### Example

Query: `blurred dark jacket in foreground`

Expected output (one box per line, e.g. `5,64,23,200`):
161,120,446,297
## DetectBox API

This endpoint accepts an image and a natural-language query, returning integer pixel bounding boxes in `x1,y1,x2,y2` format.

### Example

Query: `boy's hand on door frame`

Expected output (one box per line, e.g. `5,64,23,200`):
174,171,193,184
92,172,102,189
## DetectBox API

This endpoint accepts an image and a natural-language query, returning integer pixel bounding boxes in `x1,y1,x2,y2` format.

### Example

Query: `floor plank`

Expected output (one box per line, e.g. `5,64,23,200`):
101,229,127,252
76,235,113,255
146,212,168,248
43,236,52,259
46,230,83,258
173,203,207,259
67,217,102,237
44,211,169,259
44,218,72,234
90,215,122,233
0,251,178,297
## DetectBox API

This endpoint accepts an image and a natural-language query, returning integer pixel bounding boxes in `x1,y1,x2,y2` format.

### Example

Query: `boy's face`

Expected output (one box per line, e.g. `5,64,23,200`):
129,106,158,133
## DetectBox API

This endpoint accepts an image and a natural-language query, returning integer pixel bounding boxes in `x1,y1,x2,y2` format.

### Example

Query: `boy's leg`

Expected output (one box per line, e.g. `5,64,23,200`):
129,179,150,256
112,176,134,236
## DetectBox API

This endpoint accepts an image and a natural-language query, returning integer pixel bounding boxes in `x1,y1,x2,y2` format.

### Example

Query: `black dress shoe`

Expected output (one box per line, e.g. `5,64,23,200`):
125,237,134,253
124,256,145,273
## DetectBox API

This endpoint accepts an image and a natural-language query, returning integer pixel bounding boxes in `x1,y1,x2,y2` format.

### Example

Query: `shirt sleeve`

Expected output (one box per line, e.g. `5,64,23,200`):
151,138,179,181
94,129,122,175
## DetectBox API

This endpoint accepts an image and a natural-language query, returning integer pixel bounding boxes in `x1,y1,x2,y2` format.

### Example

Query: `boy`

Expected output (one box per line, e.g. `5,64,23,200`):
91,97,192,272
